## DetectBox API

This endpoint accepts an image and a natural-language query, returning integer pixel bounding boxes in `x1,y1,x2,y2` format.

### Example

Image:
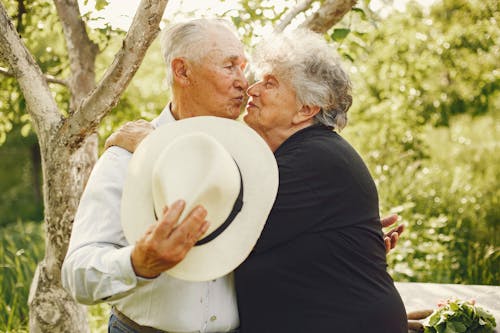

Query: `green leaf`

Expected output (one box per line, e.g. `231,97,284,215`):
444,322,458,333
20,123,31,137
423,299,496,333
453,321,467,332
331,28,350,42
351,7,367,20
95,0,109,11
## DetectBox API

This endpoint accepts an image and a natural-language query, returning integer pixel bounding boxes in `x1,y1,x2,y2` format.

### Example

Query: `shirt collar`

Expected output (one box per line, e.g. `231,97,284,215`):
151,103,177,129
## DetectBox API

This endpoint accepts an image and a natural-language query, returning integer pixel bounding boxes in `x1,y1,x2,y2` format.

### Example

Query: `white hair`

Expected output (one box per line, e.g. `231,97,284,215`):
160,19,239,87
252,29,352,130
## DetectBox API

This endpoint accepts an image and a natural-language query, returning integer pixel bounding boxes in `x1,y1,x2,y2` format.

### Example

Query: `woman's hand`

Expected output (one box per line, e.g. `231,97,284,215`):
104,119,153,153
381,214,405,253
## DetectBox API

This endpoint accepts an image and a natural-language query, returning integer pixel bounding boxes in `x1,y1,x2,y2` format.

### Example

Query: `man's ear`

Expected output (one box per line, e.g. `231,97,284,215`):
292,105,321,125
171,58,190,86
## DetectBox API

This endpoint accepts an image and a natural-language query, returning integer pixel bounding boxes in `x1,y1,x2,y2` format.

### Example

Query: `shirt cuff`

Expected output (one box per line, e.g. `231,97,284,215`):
117,245,158,287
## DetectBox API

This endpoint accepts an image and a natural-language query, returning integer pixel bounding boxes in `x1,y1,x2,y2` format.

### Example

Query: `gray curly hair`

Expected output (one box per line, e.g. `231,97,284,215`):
252,29,352,130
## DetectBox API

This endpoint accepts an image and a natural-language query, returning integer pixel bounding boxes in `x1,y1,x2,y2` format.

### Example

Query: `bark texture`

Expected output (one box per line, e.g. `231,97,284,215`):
0,0,168,332
301,0,357,33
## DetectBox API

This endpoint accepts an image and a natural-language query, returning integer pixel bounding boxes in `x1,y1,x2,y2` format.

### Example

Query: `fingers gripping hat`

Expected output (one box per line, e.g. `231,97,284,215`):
121,116,279,281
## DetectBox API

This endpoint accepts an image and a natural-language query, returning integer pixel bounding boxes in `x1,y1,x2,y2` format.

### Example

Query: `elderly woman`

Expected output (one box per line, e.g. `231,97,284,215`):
235,29,407,333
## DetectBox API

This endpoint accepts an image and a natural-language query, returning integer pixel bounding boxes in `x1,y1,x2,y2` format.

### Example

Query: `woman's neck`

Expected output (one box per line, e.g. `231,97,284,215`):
264,122,314,152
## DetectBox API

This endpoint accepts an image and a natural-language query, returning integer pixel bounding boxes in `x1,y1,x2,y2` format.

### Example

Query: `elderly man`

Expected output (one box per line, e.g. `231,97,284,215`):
62,18,402,333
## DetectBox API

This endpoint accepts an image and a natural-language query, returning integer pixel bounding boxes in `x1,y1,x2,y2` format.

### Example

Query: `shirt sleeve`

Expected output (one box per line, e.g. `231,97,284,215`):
61,147,154,305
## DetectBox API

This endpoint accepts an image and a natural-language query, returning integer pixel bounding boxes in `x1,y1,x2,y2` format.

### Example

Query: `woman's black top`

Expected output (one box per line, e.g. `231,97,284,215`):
235,124,407,333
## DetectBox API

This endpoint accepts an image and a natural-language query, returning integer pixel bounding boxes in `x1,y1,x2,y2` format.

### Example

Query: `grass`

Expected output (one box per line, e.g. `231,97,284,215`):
0,221,44,332
379,115,499,285
0,221,111,332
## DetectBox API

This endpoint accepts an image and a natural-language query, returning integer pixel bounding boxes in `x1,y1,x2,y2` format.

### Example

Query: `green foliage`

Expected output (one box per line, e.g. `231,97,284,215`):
331,28,351,42
338,0,499,286
0,126,43,227
0,221,44,332
346,113,499,285
0,221,111,332
423,299,496,333
343,0,500,126
88,303,111,333
1,0,70,142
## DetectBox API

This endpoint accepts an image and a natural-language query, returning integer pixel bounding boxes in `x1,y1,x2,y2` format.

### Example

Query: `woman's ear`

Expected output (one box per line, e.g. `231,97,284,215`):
293,105,321,124
171,58,190,86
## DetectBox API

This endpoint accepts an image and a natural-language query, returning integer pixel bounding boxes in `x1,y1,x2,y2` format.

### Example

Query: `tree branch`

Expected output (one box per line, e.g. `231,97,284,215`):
61,0,169,151
53,0,98,109
0,66,68,86
17,0,26,33
0,2,61,147
274,0,315,33
300,0,357,33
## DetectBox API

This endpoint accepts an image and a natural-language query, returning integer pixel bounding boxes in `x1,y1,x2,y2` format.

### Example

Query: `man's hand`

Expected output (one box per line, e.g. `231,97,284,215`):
381,214,405,253
105,119,153,153
131,200,210,278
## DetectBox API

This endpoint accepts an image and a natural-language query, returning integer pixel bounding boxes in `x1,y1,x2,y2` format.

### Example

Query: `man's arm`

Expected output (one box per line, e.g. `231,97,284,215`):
61,147,208,304
62,147,141,304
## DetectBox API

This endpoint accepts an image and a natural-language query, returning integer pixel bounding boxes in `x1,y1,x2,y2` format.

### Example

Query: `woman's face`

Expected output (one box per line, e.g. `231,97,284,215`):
243,72,300,143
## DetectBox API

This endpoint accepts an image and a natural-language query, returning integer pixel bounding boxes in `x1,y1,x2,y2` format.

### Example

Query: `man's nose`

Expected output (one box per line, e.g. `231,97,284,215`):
234,67,248,90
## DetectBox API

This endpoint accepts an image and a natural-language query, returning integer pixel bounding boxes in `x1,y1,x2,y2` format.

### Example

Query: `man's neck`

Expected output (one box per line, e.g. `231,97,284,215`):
171,91,207,120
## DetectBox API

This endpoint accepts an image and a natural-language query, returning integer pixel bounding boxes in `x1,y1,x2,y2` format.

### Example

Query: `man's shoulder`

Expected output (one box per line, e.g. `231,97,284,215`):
99,146,133,165
89,146,133,180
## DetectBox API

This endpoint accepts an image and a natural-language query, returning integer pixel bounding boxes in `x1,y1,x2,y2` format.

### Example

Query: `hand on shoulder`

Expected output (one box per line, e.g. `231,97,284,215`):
105,119,153,153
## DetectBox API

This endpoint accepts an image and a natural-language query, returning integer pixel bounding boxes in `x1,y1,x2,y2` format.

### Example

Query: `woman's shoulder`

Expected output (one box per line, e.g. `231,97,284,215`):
282,127,351,158
277,125,341,154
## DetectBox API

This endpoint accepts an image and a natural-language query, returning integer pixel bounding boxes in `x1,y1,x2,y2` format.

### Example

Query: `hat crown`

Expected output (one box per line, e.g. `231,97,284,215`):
152,132,241,235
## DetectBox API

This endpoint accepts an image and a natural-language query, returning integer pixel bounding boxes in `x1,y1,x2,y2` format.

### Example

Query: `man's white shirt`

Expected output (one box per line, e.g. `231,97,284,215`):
61,106,239,333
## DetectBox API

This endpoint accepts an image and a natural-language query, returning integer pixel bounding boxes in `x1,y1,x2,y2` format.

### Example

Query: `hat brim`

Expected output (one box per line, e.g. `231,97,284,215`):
121,116,279,281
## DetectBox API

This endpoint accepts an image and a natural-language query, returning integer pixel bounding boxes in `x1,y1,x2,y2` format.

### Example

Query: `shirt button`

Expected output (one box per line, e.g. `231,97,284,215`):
210,315,217,322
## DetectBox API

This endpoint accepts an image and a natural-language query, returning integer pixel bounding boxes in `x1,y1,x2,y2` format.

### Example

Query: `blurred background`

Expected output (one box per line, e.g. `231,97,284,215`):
0,0,498,331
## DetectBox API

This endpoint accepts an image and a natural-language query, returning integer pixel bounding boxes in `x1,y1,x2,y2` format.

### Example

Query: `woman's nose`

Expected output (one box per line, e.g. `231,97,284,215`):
246,82,260,97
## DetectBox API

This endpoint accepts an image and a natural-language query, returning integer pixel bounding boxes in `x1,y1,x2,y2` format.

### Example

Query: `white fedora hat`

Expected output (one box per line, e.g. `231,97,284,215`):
121,116,279,281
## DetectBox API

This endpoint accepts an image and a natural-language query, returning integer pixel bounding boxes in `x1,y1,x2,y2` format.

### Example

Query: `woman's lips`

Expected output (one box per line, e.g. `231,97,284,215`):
247,101,258,109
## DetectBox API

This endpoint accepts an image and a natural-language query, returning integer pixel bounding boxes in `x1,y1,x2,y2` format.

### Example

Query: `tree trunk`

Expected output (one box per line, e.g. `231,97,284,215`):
30,142,42,209
28,135,97,333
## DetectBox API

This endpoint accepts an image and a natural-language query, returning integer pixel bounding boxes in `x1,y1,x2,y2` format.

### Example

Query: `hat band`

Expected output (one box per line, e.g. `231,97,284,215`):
195,162,243,246
152,162,244,246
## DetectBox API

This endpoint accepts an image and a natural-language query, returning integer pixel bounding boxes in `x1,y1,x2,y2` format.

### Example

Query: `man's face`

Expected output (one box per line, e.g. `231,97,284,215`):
187,28,248,120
